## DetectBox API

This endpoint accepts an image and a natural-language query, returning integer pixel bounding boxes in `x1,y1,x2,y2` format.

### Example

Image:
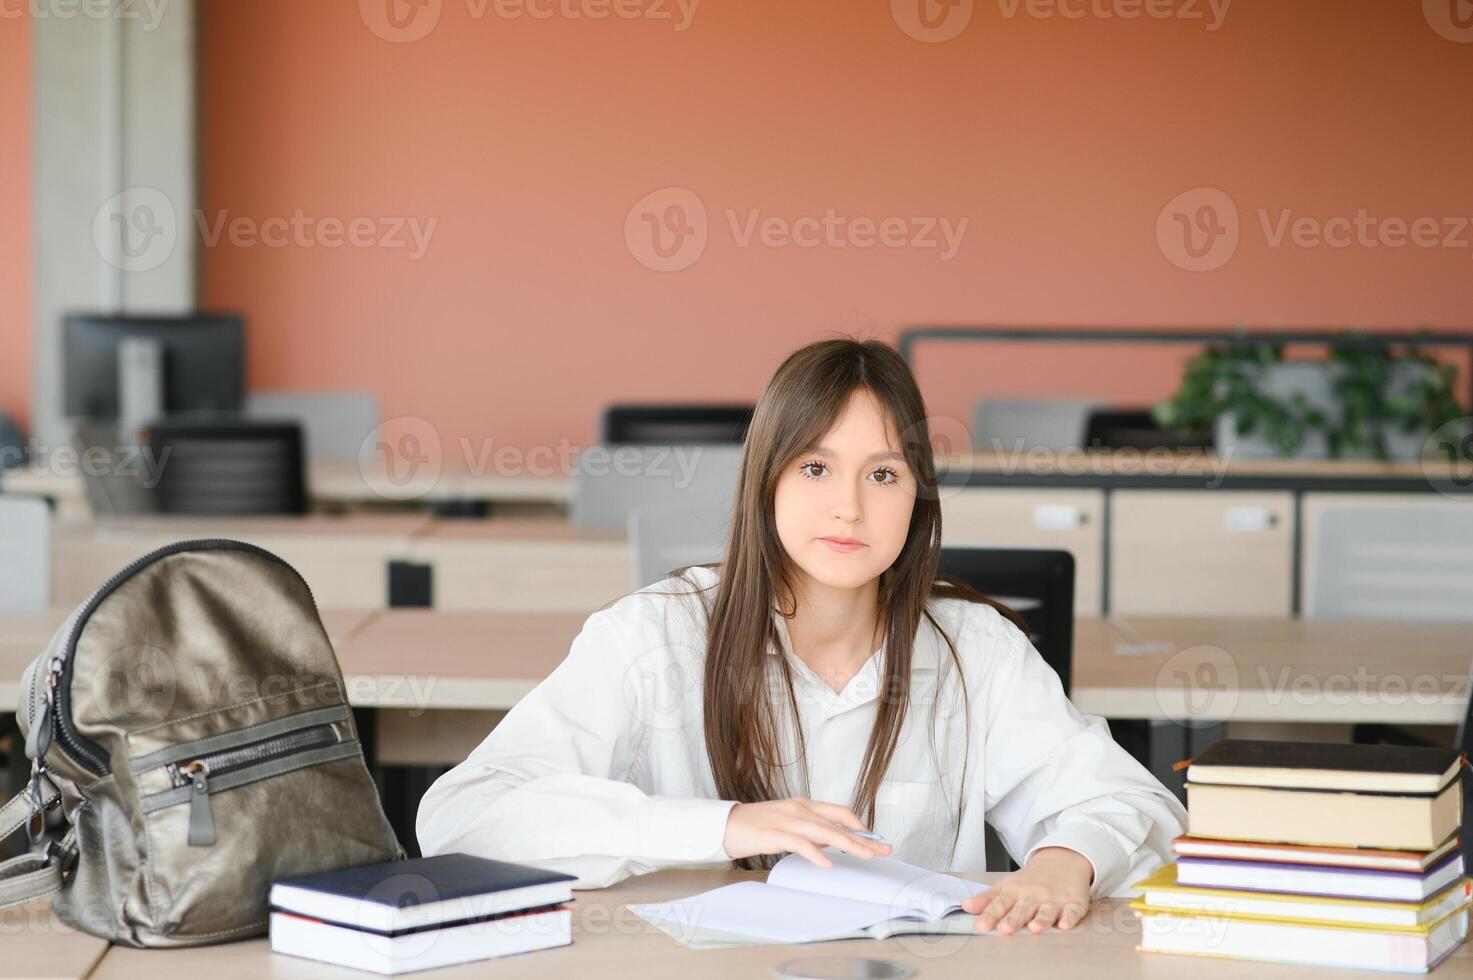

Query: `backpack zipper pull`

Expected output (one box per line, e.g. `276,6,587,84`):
24,659,63,761
180,761,215,847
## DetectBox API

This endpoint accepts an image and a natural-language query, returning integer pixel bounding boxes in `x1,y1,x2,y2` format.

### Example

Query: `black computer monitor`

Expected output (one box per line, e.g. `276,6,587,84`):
63,313,245,419
602,404,754,445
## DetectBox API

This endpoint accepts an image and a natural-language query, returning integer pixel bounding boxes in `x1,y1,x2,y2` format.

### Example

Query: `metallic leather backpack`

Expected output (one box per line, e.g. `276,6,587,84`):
1,539,402,946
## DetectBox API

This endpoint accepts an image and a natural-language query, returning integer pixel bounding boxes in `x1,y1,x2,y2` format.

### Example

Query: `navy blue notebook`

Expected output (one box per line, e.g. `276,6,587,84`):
269,854,577,934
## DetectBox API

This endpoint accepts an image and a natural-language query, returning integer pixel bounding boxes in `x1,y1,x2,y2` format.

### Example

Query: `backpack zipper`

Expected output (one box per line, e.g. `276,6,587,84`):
162,722,345,847
45,539,321,778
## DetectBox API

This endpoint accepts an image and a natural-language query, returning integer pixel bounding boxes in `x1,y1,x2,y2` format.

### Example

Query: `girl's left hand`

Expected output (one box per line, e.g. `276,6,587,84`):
961,846,1093,935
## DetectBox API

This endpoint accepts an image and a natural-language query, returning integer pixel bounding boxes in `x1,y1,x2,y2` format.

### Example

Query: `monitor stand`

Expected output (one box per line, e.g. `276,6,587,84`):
118,336,165,434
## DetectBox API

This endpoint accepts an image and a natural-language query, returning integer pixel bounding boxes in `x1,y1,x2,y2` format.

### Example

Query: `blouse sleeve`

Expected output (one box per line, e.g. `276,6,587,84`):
415,608,737,889
976,608,1188,896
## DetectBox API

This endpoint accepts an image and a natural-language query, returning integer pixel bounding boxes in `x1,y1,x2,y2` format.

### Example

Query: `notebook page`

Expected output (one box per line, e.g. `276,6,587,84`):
627,881,903,944
769,848,987,921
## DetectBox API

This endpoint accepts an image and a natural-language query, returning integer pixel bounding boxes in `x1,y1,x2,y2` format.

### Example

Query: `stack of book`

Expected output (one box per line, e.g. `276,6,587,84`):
269,854,577,975
1133,739,1471,973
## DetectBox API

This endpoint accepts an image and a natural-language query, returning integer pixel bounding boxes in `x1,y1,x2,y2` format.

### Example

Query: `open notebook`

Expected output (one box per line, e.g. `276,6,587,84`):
628,848,989,948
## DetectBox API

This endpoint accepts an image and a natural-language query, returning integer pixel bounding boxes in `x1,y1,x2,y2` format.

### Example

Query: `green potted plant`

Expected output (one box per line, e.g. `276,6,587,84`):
1153,330,1466,460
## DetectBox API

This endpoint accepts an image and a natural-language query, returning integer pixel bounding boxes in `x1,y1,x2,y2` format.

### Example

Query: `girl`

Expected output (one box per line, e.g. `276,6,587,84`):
417,338,1187,935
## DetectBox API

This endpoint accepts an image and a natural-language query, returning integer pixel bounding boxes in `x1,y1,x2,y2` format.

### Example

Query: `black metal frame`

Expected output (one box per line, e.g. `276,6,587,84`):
898,326,1473,495
898,326,1473,410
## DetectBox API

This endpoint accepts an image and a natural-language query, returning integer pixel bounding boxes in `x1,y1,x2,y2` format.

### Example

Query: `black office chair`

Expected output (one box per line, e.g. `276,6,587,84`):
146,420,307,515
0,412,24,471
938,547,1074,694
937,547,1075,872
602,404,754,445
1083,408,1211,452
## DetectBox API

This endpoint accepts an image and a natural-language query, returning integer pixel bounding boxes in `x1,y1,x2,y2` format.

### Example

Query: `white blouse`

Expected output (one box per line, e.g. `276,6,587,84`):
416,565,1187,895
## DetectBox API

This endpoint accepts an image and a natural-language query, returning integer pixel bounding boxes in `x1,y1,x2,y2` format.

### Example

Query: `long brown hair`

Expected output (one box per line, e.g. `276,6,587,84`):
664,337,1023,870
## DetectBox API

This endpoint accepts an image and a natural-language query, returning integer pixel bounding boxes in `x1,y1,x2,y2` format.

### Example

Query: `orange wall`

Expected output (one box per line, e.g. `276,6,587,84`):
0,13,29,432
199,0,1473,454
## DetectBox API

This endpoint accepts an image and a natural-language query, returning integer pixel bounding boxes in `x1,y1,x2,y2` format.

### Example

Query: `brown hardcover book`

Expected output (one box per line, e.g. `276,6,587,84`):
1185,739,1465,850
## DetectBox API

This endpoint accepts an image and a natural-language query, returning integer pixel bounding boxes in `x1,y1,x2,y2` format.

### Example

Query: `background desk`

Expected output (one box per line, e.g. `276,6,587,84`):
1073,615,1473,725
45,515,630,612
402,519,628,613
50,516,435,608
0,462,573,521
13,447,1469,620
0,609,380,710
324,610,1472,771
7,607,1463,745
332,609,1473,720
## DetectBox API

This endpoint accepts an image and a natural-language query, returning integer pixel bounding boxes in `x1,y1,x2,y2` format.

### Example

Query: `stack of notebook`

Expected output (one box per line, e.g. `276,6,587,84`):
269,854,576,975
1133,739,1471,973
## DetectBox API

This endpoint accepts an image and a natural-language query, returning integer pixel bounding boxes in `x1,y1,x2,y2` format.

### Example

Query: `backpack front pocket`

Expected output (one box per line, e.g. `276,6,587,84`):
136,704,358,847
129,702,393,941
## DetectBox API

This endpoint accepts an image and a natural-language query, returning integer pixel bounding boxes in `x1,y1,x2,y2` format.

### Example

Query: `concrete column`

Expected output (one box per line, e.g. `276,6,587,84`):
31,0,196,448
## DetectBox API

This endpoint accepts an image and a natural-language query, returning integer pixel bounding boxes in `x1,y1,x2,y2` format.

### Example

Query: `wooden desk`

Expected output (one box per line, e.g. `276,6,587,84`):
335,609,1473,723
405,519,629,613
0,461,573,515
51,515,434,609
333,609,587,764
324,609,1473,767
84,867,1473,979
0,898,110,979
938,450,1473,493
11,449,1466,512
8,606,1466,761
47,515,630,615
86,870,1131,980
0,609,380,709
333,608,583,711
10,606,1463,726
309,460,573,506
1072,615,1473,726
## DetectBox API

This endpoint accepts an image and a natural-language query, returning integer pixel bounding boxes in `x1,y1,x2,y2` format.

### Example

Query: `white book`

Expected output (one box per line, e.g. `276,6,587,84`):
269,907,571,975
629,847,988,947
1176,852,1465,902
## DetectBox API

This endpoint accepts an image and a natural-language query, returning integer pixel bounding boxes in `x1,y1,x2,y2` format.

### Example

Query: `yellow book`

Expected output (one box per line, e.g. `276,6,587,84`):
1132,863,1473,928
1131,897,1472,973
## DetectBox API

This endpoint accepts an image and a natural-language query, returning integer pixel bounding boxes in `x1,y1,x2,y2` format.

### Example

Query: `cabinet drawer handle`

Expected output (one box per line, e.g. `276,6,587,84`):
1033,505,1085,530
1223,506,1277,532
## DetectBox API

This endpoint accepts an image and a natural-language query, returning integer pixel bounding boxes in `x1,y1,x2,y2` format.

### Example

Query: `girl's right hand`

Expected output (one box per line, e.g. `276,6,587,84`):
721,797,892,868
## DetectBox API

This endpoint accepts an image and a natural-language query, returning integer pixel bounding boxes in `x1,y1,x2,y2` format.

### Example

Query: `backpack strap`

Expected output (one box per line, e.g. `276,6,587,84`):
0,776,71,910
